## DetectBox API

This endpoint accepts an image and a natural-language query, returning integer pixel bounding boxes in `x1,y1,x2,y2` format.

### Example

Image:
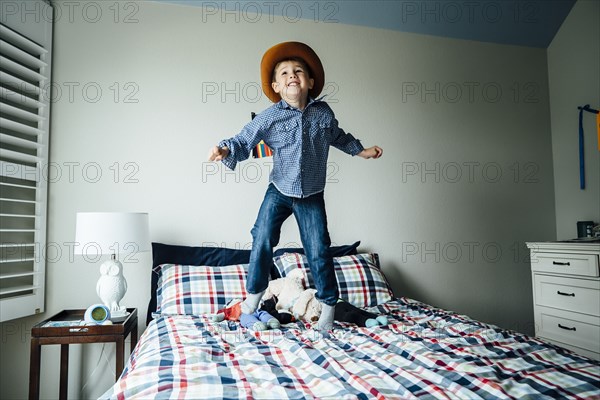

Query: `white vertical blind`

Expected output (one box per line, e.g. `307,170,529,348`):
0,6,53,322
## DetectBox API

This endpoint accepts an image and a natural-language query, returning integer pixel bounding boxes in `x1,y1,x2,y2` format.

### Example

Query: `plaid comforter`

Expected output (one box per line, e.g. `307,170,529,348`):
101,298,600,399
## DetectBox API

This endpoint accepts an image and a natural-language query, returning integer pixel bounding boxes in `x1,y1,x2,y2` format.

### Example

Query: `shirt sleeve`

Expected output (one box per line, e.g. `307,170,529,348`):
218,116,265,170
329,116,365,156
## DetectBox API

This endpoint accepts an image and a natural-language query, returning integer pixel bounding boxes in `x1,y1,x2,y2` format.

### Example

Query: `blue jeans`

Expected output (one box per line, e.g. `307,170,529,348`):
247,184,339,306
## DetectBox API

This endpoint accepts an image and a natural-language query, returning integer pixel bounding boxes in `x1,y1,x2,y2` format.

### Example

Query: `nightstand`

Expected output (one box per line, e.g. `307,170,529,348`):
527,242,600,360
29,308,138,400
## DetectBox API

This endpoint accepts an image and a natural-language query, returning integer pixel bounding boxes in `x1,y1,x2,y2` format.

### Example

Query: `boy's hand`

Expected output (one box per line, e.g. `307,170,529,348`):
208,146,229,161
358,146,383,159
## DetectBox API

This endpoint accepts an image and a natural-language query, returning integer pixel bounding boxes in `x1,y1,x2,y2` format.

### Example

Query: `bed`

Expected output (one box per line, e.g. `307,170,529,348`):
100,242,600,399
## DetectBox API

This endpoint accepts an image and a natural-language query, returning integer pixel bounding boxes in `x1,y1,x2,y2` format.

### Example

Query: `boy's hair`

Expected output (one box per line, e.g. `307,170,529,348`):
271,57,312,82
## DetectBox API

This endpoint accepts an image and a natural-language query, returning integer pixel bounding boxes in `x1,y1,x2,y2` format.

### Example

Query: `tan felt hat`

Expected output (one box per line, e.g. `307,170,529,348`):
261,41,325,103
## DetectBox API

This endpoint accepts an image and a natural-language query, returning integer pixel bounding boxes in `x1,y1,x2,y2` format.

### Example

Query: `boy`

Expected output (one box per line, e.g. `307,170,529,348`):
209,42,382,329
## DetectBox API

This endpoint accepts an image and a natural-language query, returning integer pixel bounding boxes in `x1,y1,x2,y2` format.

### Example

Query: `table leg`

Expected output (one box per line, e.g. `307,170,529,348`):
131,322,138,352
115,337,124,381
59,344,69,400
29,339,41,400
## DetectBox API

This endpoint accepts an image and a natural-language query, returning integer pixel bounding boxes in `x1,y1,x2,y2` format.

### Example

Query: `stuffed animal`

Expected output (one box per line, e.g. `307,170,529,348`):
291,290,388,327
240,310,281,331
211,299,242,323
292,288,322,322
211,299,280,330
260,297,294,324
334,300,388,328
263,268,305,311
263,269,388,326
263,269,323,323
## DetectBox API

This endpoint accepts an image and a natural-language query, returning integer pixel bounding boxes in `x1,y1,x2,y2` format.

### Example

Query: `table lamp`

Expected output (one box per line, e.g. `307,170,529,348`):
74,212,150,319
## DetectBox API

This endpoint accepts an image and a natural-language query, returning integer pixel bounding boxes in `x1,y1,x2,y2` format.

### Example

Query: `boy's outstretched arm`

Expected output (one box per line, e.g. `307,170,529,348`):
358,146,383,159
208,114,265,170
208,146,229,161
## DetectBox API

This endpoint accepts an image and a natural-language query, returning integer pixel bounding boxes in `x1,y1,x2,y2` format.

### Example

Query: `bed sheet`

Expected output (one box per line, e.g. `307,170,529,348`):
101,298,600,399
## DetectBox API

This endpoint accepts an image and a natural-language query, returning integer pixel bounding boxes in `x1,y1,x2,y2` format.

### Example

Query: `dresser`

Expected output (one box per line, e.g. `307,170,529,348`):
527,242,600,360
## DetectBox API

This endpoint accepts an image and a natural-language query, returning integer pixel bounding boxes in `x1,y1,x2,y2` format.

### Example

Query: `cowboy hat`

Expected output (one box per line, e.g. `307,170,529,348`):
260,41,325,103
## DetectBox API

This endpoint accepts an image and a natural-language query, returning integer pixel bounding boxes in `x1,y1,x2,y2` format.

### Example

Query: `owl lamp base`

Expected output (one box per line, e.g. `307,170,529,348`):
96,255,129,322
109,309,130,323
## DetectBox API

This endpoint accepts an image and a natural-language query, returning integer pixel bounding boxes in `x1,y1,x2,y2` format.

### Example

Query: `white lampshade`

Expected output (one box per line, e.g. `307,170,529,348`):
74,212,150,319
74,212,150,257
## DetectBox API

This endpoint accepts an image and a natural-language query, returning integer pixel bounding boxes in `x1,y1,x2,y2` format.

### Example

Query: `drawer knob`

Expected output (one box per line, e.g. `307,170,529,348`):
552,261,571,266
556,290,575,297
558,324,576,331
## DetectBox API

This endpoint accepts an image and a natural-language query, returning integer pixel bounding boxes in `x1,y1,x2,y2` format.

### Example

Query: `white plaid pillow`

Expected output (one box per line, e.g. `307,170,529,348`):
273,253,394,307
157,264,248,316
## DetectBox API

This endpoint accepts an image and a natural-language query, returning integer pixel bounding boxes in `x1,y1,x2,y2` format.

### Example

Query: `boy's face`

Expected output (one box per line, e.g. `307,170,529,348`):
271,60,314,104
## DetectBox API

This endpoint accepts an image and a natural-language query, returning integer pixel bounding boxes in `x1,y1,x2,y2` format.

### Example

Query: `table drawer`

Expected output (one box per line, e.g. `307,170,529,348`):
531,252,599,277
535,306,600,353
534,274,600,316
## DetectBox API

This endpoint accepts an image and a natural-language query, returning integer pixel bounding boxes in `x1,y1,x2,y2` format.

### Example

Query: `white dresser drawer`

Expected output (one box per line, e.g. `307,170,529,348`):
533,274,600,316
531,252,599,277
535,306,600,354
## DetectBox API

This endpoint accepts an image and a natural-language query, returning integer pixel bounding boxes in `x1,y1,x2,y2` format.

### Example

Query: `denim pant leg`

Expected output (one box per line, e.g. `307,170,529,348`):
293,191,338,306
247,184,293,294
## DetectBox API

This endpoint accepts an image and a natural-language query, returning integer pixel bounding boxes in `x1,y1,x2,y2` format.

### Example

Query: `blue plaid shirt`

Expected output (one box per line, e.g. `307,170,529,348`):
219,98,364,198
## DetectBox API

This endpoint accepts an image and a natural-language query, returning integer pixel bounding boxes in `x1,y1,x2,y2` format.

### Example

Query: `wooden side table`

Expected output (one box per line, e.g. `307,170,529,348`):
29,308,138,400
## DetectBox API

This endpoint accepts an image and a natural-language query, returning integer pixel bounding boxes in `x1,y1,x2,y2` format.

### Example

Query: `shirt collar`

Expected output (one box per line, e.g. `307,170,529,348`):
276,96,319,110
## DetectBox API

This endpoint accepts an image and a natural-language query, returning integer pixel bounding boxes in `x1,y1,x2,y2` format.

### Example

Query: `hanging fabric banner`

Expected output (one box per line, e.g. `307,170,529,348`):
249,112,273,158
597,112,600,151
252,140,273,158
577,104,599,190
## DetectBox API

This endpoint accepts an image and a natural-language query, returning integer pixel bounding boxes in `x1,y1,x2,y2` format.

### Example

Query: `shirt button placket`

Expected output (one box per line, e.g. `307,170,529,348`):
300,116,305,196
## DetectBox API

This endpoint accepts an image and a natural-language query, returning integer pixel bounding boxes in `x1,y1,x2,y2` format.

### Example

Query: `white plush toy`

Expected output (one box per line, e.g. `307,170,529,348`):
263,269,322,323
292,288,322,323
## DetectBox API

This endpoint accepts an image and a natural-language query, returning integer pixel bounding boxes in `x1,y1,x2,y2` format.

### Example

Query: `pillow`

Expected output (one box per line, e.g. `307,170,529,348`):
156,263,248,316
273,253,394,308
273,241,361,258
152,242,252,267
147,243,252,324
147,241,361,324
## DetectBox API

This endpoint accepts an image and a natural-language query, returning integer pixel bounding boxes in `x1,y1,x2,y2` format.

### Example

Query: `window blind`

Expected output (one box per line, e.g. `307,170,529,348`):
0,17,52,322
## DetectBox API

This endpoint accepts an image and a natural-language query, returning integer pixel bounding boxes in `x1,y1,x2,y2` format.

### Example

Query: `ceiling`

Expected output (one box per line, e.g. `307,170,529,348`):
153,0,576,48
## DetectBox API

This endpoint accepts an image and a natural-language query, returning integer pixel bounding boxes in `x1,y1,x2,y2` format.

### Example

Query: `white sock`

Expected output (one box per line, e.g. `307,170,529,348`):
317,303,335,330
242,290,265,314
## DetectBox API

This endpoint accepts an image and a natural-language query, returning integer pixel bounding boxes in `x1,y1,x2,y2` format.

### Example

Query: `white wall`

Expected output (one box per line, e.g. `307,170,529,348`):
548,0,600,240
1,1,558,398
